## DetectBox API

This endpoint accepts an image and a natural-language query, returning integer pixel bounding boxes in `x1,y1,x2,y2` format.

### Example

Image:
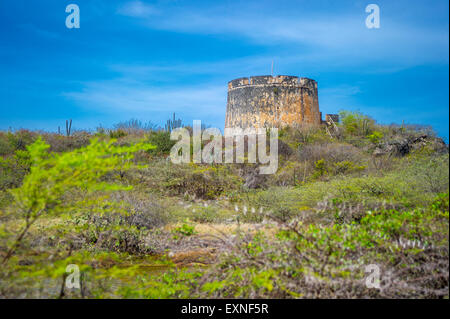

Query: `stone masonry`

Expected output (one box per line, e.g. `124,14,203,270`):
225,75,322,129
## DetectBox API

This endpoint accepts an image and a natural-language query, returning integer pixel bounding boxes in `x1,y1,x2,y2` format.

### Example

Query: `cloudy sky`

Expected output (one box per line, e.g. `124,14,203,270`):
0,0,448,139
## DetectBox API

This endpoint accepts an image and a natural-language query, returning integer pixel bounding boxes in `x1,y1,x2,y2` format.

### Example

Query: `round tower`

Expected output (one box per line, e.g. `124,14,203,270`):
225,75,321,129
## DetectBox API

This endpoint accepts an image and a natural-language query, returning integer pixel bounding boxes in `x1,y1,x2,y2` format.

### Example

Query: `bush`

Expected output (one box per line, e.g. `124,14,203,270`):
7,130,37,151
0,130,37,156
0,150,31,190
339,110,375,137
137,160,242,200
0,137,155,264
0,133,13,156
403,153,449,193
279,125,331,146
194,202,449,298
147,131,176,156
332,160,366,175
110,191,168,229
312,159,327,179
297,143,366,166
78,193,167,255
267,161,308,186
172,223,196,239
43,132,91,152
109,129,127,139
295,143,367,180
368,131,383,144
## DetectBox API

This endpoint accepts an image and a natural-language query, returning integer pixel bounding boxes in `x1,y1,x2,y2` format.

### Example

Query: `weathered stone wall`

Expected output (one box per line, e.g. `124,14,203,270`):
225,75,321,129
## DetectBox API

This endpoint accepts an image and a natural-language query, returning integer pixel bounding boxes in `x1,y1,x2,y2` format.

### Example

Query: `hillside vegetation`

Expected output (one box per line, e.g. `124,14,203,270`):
0,111,448,298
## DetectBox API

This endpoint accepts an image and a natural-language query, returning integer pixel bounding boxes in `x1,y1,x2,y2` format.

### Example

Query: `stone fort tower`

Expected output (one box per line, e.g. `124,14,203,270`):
225,75,321,129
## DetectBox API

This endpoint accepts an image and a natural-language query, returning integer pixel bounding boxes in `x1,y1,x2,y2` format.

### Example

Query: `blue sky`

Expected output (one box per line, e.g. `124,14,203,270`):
0,0,448,139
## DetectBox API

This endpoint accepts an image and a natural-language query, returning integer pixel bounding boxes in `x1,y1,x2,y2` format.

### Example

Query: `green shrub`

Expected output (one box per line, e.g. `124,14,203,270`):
109,129,127,139
267,161,308,186
404,154,449,193
190,206,223,223
138,161,242,200
333,160,366,175
172,222,196,239
0,150,31,190
0,133,13,156
368,131,383,144
147,131,176,156
339,110,375,137
0,136,155,264
195,201,448,298
431,193,449,213
313,159,327,178
7,130,37,151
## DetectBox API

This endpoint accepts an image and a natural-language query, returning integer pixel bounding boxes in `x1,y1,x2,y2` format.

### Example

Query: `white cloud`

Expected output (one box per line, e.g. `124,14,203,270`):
116,2,448,67
62,79,226,120
108,56,280,79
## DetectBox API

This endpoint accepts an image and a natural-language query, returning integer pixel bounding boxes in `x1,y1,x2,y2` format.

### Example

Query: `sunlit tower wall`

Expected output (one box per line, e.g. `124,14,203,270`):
225,75,321,129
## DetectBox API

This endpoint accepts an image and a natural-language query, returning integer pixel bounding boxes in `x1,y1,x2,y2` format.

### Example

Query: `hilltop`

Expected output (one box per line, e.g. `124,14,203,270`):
0,111,448,298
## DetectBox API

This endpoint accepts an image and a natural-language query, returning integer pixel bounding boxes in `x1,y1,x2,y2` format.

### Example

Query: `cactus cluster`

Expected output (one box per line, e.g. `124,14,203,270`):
58,119,73,136
165,113,183,132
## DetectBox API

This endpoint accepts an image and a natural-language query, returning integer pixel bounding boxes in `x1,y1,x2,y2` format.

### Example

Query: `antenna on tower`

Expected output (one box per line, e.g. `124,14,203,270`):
271,60,274,76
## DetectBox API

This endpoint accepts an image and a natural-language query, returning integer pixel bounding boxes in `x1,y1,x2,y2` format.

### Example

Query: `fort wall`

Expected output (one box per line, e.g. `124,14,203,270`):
225,75,321,129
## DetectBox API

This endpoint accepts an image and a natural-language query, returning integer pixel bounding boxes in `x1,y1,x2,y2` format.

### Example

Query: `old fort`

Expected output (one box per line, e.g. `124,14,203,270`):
225,75,338,129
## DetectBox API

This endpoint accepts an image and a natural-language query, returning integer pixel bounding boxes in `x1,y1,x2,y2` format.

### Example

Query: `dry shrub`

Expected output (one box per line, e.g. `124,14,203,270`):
134,160,242,200
267,161,310,186
297,142,366,164
0,132,14,156
368,154,395,173
80,192,168,254
281,124,331,145
43,131,91,152
195,203,449,298
0,130,37,155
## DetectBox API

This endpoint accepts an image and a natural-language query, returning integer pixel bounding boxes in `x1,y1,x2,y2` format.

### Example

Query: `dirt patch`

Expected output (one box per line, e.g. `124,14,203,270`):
168,248,217,267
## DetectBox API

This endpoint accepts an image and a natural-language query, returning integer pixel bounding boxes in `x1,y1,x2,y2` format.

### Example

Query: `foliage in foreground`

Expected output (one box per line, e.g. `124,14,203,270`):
0,113,448,299
0,137,154,265
192,194,449,298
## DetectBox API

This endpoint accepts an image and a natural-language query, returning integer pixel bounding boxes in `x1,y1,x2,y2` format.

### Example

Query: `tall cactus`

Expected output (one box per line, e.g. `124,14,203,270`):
66,119,72,137
165,113,182,132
